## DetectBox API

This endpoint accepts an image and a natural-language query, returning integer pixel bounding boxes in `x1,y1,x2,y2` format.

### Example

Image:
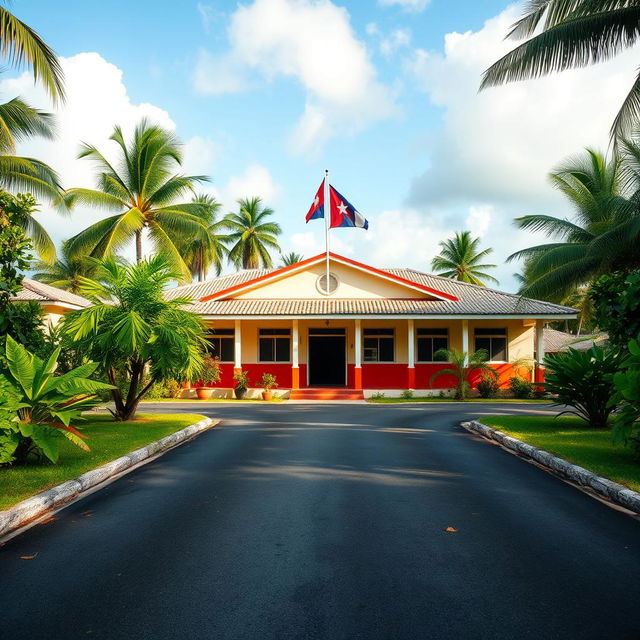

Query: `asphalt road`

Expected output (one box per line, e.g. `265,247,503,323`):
1,402,639,640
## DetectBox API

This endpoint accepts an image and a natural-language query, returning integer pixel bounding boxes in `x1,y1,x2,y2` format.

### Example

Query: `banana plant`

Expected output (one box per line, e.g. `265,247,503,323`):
0,335,113,463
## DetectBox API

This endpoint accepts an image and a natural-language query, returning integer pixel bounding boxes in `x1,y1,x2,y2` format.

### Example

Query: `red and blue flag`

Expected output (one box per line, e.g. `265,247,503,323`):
305,181,324,222
305,179,368,230
328,185,368,230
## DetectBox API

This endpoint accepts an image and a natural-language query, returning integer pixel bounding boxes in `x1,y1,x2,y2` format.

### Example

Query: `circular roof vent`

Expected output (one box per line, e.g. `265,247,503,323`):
317,272,339,295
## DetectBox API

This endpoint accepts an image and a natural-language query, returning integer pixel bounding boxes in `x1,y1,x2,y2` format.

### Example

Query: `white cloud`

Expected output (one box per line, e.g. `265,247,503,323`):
289,230,354,258
193,50,248,95
1,52,178,256
400,6,640,289
193,0,395,154
224,164,280,206
379,0,431,13
197,3,216,34
380,28,411,57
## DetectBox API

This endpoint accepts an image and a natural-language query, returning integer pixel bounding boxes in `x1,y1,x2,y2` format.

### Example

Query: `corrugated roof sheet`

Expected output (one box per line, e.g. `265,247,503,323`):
12,279,91,308
544,328,608,352
165,265,576,317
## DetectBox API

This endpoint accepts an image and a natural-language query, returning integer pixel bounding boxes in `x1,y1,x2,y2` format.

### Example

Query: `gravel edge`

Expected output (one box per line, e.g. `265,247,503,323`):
0,416,218,540
461,420,640,515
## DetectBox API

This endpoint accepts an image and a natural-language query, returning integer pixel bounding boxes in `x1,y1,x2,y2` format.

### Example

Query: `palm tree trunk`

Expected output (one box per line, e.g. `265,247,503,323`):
135,229,143,263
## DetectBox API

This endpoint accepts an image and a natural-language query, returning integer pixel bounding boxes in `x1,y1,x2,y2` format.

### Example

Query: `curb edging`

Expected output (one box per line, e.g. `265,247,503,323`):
0,416,218,541
461,420,640,515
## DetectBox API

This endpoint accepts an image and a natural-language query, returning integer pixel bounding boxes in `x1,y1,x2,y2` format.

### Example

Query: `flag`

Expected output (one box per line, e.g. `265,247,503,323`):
329,186,368,230
305,180,325,222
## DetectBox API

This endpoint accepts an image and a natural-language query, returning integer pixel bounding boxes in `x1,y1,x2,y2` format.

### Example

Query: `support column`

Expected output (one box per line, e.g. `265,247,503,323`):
234,319,242,373
407,319,415,389
461,319,469,365
535,319,545,383
354,319,362,389
292,319,300,389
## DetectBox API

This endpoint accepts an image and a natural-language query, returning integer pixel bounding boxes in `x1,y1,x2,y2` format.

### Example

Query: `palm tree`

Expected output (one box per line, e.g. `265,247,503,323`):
0,4,65,103
429,348,498,400
62,120,209,282
64,255,208,421
179,194,228,281
3,190,55,262
32,239,96,294
431,231,498,286
0,5,65,201
279,251,304,267
224,197,281,269
507,148,640,299
0,96,61,203
480,0,640,140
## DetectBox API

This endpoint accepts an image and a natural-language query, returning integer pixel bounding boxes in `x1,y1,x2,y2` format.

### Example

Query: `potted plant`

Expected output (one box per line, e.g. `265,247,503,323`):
260,373,278,401
233,370,250,399
194,356,221,400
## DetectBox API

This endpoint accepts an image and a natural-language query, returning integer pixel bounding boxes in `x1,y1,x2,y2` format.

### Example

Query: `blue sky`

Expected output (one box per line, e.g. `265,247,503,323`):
7,0,637,291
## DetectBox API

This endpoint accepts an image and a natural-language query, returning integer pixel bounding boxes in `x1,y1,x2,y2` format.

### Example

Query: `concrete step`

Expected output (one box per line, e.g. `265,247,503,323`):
289,388,364,401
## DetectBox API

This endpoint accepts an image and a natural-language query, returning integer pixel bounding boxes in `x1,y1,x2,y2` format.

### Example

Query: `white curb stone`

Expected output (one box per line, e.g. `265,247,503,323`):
461,420,640,515
0,416,216,540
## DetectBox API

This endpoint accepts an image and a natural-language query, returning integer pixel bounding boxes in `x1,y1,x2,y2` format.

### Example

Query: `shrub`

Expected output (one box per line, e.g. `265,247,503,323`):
590,270,640,353
260,373,278,390
233,370,250,390
371,392,385,400
509,376,532,399
146,380,170,400
543,346,619,428
401,389,414,399
197,355,221,387
611,339,640,454
166,379,183,399
0,336,112,464
477,373,499,398
430,349,497,400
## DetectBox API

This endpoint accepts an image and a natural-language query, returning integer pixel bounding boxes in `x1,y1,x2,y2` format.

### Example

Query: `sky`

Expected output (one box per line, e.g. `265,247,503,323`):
4,0,639,291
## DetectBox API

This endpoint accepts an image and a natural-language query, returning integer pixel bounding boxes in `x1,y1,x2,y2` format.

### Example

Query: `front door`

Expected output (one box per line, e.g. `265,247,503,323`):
308,329,346,386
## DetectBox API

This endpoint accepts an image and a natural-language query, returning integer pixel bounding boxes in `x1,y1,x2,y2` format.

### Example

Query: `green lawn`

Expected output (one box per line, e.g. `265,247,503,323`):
0,413,207,511
480,415,640,493
368,397,549,403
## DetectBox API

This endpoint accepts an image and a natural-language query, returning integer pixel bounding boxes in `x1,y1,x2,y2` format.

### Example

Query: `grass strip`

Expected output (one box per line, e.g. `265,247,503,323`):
480,415,640,493
0,413,206,510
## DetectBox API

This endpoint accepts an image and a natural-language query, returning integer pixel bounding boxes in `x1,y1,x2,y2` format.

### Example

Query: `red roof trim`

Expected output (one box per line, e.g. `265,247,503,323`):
200,252,459,302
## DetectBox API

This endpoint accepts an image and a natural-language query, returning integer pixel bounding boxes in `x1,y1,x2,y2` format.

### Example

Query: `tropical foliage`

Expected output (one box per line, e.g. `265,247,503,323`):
429,348,498,400
481,0,640,140
4,191,55,262
225,197,281,269
543,346,619,428
64,256,208,421
591,269,640,352
0,192,46,363
508,148,640,299
32,239,97,294
431,231,498,286
63,120,209,282
178,194,227,281
280,251,304,267
0,5,65,103
0,336,112,464
612,339,640,454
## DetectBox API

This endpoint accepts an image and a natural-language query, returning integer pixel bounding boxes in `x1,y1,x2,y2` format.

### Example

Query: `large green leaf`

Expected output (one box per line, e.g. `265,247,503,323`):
5,335,36,398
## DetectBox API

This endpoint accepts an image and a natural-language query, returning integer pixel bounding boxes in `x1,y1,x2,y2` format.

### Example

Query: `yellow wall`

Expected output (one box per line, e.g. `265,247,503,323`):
234,261,437,300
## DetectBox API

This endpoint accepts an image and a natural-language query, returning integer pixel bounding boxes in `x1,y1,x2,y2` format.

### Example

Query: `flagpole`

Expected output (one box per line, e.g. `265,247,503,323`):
324,168,330,294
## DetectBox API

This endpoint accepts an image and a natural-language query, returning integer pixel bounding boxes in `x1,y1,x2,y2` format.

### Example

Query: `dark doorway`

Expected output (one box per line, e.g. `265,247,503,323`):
308,332,346,386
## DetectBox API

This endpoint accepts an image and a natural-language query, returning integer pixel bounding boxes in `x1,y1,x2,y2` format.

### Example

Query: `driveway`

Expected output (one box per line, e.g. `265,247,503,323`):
1,403,639,639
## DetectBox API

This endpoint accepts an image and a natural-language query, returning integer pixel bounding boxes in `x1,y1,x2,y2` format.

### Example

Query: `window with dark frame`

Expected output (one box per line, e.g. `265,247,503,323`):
363,328,395,362
416,328,448,362
205,329,235,362
259,328,291,362
474,328,508,361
